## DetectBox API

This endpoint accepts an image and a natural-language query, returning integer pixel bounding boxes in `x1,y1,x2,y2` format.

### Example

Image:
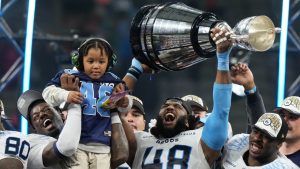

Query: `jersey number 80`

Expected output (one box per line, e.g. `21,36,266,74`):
5,137,30,160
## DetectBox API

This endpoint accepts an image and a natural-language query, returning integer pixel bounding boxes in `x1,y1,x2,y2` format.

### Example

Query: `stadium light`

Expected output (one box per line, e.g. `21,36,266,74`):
277,0,290,107
21,0,36,135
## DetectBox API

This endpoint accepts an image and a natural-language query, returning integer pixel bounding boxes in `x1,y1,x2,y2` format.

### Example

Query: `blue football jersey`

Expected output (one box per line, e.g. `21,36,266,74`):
47,69,123,145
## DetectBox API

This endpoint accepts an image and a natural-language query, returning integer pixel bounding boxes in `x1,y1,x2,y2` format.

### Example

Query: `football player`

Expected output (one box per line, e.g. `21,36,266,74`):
122,27,233,168
17,90,81,169
1,100,30,169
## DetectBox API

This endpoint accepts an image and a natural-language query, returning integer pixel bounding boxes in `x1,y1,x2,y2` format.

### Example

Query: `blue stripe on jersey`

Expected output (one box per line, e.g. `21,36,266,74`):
53,141,67,158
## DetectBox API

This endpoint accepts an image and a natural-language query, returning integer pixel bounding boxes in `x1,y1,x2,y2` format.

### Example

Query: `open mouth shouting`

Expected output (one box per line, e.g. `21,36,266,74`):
42,118,54,130
163,112,176,127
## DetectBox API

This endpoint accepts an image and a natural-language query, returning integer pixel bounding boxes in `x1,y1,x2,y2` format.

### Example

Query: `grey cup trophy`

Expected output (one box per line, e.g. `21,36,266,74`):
130,2,280,71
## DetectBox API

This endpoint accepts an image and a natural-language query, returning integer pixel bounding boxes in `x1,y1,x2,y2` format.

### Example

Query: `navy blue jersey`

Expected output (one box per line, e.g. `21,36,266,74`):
286,150,300,167
47,69,123,146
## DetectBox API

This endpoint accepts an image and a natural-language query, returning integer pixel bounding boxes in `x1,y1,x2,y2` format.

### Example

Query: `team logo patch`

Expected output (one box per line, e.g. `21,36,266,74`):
255,113,282,137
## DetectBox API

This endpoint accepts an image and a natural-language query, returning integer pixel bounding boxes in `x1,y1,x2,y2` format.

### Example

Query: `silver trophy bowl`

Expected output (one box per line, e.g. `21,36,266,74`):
229,15,280,51
130,2,280,71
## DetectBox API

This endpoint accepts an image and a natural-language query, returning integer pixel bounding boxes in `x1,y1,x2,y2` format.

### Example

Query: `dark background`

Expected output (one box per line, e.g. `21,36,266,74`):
0,0,299,134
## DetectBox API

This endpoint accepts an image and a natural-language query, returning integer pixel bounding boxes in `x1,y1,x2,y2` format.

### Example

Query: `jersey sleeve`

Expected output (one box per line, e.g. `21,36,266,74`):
245,89,266,133
42,85,69,107
27,134,56,169
43,69,78,106
202,83,232,151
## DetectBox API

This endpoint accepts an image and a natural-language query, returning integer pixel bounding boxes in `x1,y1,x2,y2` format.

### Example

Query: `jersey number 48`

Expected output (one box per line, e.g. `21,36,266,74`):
142,145,192,169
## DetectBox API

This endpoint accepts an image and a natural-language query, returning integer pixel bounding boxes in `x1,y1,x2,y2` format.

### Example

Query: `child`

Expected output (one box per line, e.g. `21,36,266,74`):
42,38,131,168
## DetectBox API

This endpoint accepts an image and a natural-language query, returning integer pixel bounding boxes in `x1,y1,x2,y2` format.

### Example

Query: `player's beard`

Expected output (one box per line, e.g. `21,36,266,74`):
151,115,188,138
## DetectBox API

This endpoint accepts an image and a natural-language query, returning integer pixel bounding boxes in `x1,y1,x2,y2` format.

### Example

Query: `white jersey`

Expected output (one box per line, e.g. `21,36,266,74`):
222,134,299,169
28,134,75,169
0,130,30,169
132,128,210,169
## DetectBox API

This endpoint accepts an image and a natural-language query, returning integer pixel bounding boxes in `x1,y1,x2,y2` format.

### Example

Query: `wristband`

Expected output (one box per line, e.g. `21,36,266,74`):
244,86,256,95
111,112,121,124
126,66,142,80
217,51,230,71
131,58,144,73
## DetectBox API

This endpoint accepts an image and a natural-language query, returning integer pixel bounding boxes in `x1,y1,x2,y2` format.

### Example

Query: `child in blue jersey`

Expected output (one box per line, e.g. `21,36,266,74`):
42,38,130,169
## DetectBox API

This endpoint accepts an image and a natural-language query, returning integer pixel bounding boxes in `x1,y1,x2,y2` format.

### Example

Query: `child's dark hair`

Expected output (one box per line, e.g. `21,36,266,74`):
72,38,117,71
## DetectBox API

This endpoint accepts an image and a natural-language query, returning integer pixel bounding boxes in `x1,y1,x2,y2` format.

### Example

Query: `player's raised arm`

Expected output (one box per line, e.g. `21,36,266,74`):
230,62,266,133
200,28,233,166
119,108,138,167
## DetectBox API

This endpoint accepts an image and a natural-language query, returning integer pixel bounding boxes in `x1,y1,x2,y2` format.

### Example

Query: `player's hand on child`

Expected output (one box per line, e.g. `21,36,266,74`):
60,73,80,92
67,91,84,104
60,73,84,104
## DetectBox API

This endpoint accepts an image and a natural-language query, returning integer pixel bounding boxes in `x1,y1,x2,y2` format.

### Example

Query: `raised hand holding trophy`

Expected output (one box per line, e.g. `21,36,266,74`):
130,2,280,72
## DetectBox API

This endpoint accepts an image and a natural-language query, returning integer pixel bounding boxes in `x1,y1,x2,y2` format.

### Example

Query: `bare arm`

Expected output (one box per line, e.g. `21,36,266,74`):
231,63,266,133
0,157,24,169
111,112,129,168
119,113,137,167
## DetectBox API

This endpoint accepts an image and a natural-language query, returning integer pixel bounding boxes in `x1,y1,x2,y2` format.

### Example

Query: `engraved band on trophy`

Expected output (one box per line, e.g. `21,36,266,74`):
129,2,280,71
